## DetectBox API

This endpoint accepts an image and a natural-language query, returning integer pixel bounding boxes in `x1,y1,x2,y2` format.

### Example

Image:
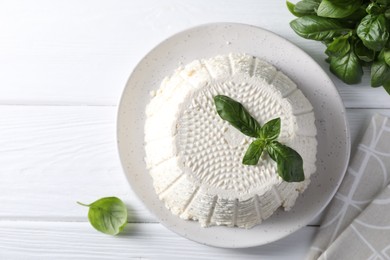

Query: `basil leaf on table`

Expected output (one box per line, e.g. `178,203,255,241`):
366,2,384,15
357,14,389,51
325,34,351,57
371,60,390,87
214,95,261,138
354,39,375,63
290,15,351,41
243,139,265,165
329,46,363,84
385,9,390,19
340,4,369,22
286,0,390,95
295,0,321,12
370,49,390,87
383,81,390,95
259,117,281,141
78,197,128,235
381,48,390,66
287,0,321,17
296,0,321,15
266,141,305,183
376,0,390,5
286,1,302,17
317,0,362,19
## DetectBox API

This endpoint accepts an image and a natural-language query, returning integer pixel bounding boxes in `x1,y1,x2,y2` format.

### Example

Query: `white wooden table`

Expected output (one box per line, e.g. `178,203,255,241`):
1,1,390,259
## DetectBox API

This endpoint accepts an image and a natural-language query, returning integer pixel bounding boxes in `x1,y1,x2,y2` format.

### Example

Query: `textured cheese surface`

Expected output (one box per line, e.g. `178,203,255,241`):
144,53,317,228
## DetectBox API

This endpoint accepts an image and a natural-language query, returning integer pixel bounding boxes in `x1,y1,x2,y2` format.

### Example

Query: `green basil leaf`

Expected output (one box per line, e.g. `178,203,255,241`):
325,34,351,57
383,81,390,94
295,0,321,15
290,16,351,41
266,141,304,182
259,117,281,141
317,0,362,18
385,9,390,19
338,6,368,29
366,3,383,14
287,0,321,17
381,48,390,66
78,197,128,235
286,1,300,17
371,59,390,87
214,95,261,138
354,39,375,63
377,0,390,5
330,46,363,84
341,4,369,22
242,139,265,165
357,14,389,51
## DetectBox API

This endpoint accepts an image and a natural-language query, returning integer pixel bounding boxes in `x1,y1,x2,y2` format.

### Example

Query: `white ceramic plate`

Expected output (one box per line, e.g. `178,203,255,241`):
117,23,350,248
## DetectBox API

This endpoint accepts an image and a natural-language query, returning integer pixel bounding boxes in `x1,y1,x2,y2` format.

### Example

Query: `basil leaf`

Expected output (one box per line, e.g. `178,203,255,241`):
381,48,390,66
385,9,390,19
383,81,390,94
242,139,265,165
287,0,321,17
259,117,281,141
290,15,351,41
295,0,321,15
287,1,304,17
329,46,363,84
357,14,389,51
214,95,261,138
325,34,351,57
78,197,128,235
354,39,375,62
266,141,304,182
366,3,383,14
371,59,390,87
317,0,362,18
377,0,390,5
337,5,368,29
342,4,369,21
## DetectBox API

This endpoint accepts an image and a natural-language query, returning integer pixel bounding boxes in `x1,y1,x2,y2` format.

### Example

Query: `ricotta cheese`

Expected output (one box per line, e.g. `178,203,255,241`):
144,53,317,228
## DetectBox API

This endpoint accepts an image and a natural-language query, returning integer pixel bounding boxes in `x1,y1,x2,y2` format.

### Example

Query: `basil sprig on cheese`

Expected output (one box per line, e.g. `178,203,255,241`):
214,95,304,182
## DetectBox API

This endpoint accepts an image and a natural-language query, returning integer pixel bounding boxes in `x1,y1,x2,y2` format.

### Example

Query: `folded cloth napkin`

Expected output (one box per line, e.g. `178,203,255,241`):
318,184,390,260
307,114,390,260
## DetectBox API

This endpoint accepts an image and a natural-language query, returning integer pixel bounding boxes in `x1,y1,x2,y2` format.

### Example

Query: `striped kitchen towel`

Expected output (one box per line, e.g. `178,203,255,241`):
307,114,390,260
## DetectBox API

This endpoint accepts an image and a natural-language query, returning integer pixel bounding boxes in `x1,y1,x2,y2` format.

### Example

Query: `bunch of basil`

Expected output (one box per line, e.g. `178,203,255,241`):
287,0,390,94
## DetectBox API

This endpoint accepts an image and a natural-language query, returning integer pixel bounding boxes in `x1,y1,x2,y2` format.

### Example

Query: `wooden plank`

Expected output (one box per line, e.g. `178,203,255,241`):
0,222,317,259
0,105,155,222
0,106,388,224
0,0,389,107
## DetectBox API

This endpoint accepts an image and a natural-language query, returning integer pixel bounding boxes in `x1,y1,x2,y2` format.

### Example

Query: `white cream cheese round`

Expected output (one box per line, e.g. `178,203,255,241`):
144,53,317,228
